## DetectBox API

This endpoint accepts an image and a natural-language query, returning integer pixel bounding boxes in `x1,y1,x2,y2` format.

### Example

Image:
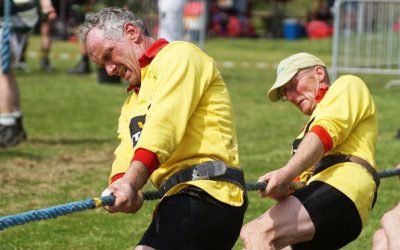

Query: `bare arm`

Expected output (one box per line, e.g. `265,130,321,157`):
259,132,325,200
106,160,149,213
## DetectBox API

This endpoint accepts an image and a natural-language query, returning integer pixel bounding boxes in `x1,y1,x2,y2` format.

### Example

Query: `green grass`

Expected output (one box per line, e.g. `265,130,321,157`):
1,36,400,249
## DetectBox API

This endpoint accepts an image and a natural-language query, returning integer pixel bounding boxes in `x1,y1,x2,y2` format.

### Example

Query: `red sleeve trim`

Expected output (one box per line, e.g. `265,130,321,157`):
111,173,125,183
309,125,333,152
132,148,160,176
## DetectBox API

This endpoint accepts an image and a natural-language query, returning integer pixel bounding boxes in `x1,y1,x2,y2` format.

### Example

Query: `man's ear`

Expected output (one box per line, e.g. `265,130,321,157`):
315,66,326,81
123,22,140,42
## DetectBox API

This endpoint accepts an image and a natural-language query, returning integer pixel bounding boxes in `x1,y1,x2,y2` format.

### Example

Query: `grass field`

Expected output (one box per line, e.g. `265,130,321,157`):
0,36,399,250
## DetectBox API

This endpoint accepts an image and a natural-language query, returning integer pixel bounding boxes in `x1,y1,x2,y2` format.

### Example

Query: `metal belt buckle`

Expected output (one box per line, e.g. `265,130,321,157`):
191,161,227,181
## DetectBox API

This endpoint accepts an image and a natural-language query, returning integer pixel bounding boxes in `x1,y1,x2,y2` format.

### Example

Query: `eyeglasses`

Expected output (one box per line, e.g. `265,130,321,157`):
278,67,315,101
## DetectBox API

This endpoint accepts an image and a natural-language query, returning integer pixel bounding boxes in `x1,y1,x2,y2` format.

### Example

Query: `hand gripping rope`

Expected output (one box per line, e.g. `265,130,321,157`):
1,168,399,231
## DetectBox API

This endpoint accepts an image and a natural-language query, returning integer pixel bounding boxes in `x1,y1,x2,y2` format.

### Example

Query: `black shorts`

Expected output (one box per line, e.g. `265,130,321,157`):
138,187,247,250
291,181,362,250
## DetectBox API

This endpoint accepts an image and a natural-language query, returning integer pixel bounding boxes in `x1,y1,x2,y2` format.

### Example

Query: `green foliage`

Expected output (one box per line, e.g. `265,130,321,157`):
0,36,399,249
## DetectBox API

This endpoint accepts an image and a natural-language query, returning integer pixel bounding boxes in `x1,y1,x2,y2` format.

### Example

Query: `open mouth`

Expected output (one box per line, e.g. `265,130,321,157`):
118,67,127,79
121,67,126,76
123,68,129,80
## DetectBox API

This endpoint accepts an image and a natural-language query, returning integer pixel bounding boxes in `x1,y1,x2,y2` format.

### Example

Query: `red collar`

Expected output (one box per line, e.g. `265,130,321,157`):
127,38,169,93
315,86,329,103
138,38,169,68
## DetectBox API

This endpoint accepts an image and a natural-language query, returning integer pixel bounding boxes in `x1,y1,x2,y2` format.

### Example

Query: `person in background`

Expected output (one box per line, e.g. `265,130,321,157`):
68,0,95,75
241,52,379,249
157,0,186,41
306,0,333,39
39,0,57,72
0,0,41,147
67,43,91,74
80,7,247,249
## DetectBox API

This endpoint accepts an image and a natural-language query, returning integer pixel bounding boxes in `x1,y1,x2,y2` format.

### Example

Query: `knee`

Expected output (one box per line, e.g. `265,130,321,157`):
380,204,400,226
240,217,277,249
373,229,385,242
380,212,391,227
372,229,387,250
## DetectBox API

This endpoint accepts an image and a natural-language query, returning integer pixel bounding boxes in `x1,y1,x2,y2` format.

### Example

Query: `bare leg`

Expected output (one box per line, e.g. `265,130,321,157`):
372,229,388,250
40,17,55,71
381,203,400,250
240,196,315,250
39,0,57,72
40,19,52,52
0,71,26,147
0,72,19,114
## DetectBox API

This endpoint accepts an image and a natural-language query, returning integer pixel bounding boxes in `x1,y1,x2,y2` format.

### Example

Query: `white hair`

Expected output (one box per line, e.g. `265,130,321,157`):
79,7,150,43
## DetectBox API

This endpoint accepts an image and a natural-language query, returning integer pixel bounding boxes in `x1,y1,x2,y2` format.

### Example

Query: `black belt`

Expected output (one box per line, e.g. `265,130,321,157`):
313,154,379,208
159,161,246,196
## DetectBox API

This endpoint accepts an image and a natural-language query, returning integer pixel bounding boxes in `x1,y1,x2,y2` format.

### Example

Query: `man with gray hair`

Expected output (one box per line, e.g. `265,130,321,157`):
80,7,247,249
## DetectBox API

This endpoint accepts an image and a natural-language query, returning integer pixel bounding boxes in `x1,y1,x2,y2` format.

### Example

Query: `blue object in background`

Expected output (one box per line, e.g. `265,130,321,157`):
283,19,304,40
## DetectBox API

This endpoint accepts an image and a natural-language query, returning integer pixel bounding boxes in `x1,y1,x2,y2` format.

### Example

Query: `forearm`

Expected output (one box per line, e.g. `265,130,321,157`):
284,132,325,179
105,160,148,213
121,160,149,192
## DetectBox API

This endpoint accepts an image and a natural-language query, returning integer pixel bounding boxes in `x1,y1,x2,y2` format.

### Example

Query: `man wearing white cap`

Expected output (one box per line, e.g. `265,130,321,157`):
240,52,379,249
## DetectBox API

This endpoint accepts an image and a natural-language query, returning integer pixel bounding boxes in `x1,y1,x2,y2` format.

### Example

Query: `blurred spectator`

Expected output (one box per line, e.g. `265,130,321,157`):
40,0,57,72
306,0,333,39
0,0,39,147
209,0,256,38
158,0,186,41
183,0,205,42
67,0,95,75
68,43,91,75
309,0,333,22
8,0,39,72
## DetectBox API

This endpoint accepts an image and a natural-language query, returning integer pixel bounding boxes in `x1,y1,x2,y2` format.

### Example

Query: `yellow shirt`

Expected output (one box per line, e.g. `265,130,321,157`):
294,75,378,226
111,41,244,206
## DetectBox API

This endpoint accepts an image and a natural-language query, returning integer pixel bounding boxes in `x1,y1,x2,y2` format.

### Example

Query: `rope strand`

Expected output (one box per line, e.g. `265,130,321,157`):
1,0,12,73
378,167,400,178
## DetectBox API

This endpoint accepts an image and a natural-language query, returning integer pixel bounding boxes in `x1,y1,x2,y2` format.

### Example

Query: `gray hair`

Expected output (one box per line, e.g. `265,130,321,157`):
79,7,150,43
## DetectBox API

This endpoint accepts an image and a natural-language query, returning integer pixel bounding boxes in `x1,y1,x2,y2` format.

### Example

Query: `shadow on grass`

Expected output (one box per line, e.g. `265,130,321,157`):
0,150,43,160
28,137,114,146
0,138,115,162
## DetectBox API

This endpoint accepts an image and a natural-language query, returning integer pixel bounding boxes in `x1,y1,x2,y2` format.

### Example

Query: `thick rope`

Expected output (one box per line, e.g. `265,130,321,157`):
1,0,12,73
378,167,400,178
1,168,399,231
0,196,115,231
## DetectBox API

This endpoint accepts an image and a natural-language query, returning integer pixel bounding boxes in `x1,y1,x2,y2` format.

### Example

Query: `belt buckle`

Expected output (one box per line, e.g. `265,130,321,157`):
191,161,227,181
